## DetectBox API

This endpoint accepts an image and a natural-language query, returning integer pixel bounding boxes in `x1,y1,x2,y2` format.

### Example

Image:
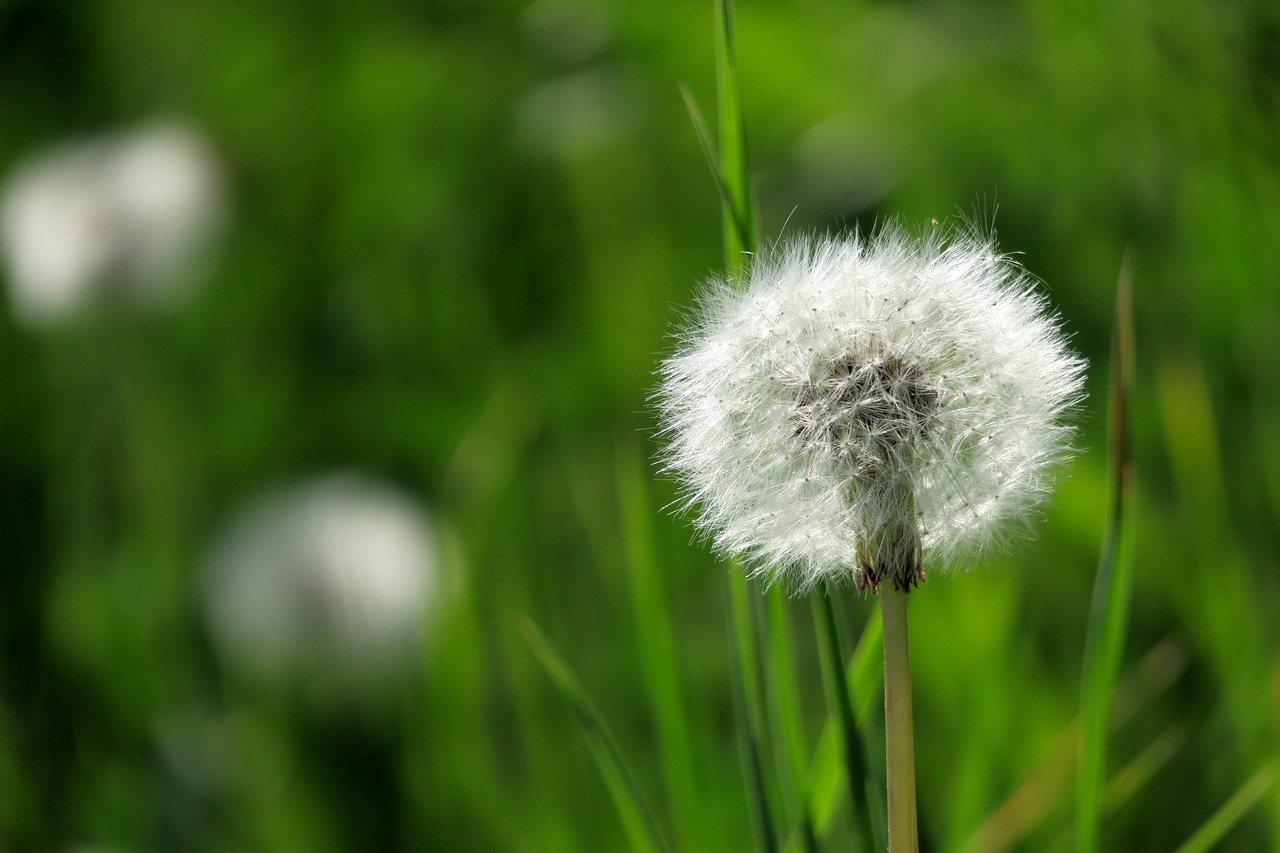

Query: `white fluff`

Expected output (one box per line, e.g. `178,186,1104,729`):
0,121,224,325
204,475,436,691
658,225,1085,592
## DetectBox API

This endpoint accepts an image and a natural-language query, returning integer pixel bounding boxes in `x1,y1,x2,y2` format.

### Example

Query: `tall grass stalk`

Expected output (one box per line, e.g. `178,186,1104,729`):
1076,256,1134,853
708,1,784,847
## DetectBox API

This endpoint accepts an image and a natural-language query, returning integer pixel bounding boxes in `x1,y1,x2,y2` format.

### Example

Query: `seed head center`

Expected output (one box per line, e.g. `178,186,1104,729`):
792,353,939,593
793,354,938,472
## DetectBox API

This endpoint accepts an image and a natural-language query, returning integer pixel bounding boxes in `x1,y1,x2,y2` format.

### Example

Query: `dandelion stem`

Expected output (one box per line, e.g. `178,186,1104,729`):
882,585,919,853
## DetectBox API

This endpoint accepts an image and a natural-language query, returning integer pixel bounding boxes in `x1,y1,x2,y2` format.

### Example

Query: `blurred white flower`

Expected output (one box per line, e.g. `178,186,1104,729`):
658,225,1085,592
0,121,224,325
204,475,436,692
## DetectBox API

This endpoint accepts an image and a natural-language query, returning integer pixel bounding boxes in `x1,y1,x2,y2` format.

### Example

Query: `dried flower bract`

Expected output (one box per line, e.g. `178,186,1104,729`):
658,225,1085,592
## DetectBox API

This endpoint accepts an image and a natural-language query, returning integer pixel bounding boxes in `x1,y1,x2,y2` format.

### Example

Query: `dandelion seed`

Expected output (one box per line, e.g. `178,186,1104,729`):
657,224,1085,593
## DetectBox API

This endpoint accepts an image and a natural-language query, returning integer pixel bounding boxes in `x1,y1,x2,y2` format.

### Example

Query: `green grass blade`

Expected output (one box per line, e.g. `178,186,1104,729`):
1076,254,1135,853
617,443,703,850
520,618,671,853
813,595,880,852
714,0,755,268
710,3,779,847
809,609,883,837
1172,763,1278,853
765,589,819,853
729,571,781,853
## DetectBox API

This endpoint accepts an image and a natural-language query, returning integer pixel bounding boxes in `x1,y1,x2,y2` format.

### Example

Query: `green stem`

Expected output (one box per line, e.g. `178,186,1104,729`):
882,586,919,853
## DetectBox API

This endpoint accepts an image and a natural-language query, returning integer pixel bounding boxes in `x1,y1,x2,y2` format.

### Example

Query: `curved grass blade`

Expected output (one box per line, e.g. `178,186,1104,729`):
679,84,749,250
814,595,880,852
1076,253,1135,853
520,618,671,853
1172,763,1278,853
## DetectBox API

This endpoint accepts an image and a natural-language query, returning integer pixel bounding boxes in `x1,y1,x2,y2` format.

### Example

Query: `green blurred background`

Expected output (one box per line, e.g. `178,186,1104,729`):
1,0,1279,849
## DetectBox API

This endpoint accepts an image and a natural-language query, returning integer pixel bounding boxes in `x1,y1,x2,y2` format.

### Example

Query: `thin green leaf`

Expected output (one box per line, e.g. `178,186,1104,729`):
617,443,702,850
814,595,879,852
520,618,671,853
1076,252,1135,853
1172,763,1278,853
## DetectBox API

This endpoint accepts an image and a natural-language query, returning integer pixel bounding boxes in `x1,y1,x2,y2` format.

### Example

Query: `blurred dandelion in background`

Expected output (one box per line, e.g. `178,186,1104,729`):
0,120,224,325
203,474,437,698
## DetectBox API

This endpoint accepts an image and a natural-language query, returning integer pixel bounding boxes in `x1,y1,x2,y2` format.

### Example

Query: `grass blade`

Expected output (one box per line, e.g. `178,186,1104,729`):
710,2,779,848
520,618,671,853
1172,763,1278,853
729,569,781,853
814,595,880,852
765,589,820,853
617,443,703,850
807,608,883,840
714,0,755,267
1076,253,1135,853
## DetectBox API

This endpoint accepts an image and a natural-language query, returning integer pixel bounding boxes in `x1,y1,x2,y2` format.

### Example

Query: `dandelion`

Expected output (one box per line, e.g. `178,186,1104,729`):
658,224,1085,593
658,223,1084,852
0,121,224,325
203,474,437,700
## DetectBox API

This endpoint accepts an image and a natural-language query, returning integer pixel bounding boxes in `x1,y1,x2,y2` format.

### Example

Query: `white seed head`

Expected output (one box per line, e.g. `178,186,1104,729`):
658,225,1085,592
204,474,436,693
0,121,224,325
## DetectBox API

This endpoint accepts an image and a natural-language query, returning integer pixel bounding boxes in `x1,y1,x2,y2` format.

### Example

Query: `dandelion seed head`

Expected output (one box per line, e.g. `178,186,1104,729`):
204,474,437,695
0,121,224,325
658,224,1085,592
